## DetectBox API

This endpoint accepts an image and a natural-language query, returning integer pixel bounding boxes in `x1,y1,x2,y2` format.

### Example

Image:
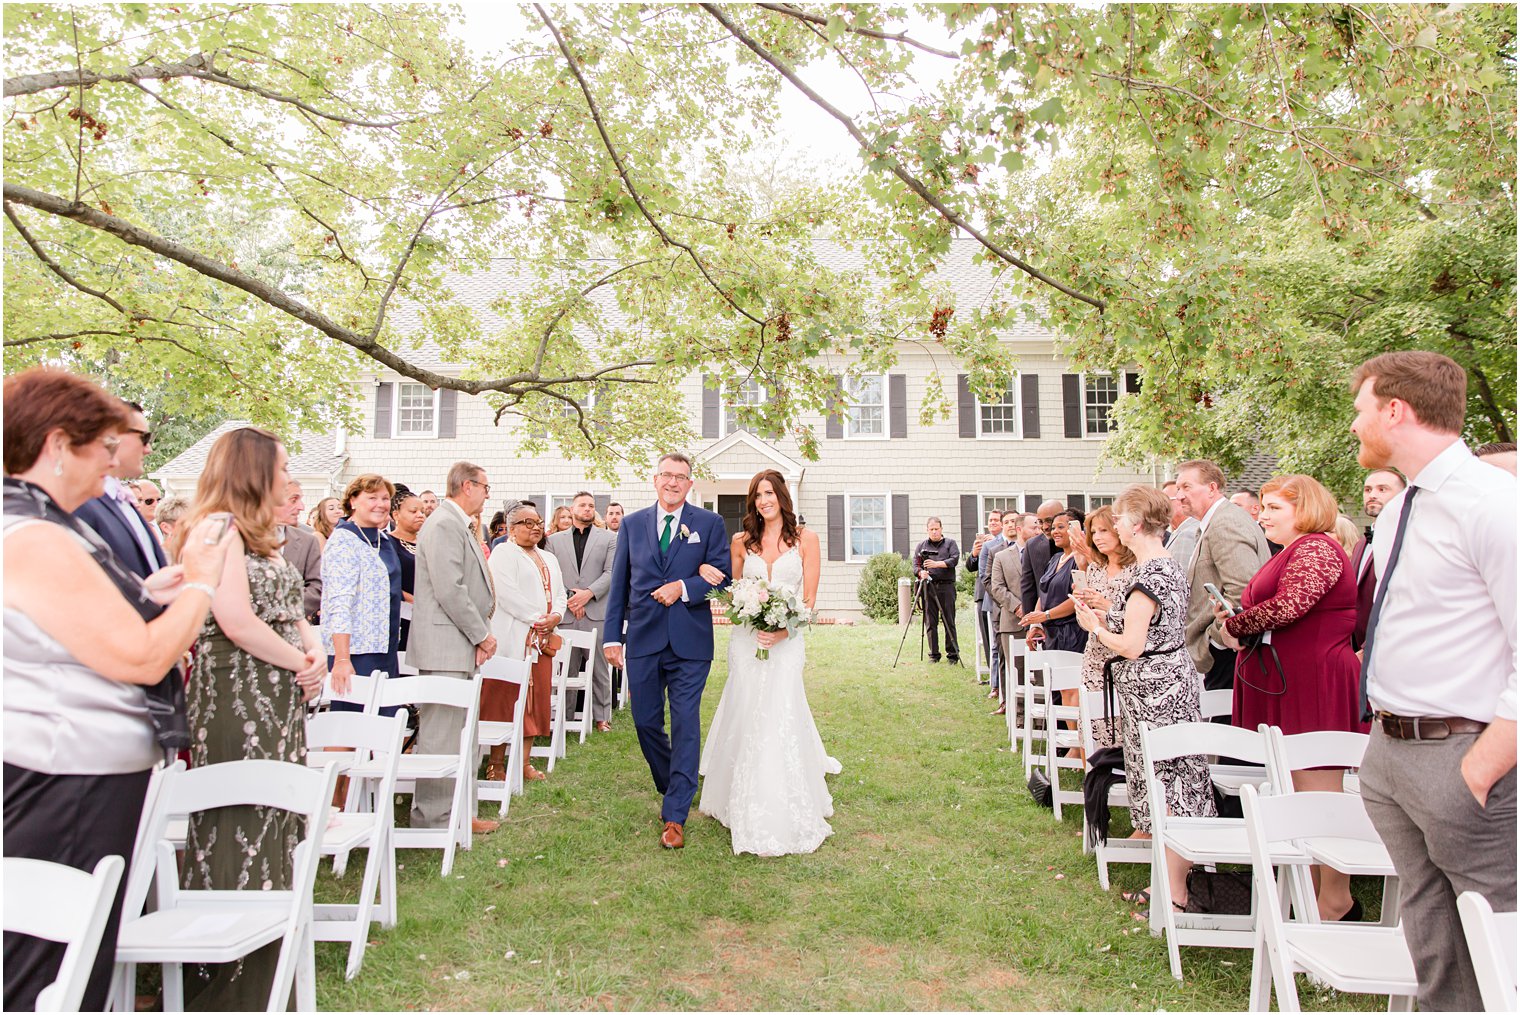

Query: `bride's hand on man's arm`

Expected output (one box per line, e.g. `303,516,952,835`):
698,563,725,585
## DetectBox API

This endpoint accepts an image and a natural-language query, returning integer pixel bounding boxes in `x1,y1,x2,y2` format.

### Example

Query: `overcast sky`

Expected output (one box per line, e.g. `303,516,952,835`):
451,3,959,175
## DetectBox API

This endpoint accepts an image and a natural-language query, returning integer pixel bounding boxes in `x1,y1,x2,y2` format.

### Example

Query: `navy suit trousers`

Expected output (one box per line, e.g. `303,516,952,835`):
627,646,710,824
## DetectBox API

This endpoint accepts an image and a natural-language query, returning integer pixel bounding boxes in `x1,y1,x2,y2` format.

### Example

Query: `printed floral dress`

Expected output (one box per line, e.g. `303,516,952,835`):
1105,555,1217,833
182,553,306,1010
1080,562,1133,750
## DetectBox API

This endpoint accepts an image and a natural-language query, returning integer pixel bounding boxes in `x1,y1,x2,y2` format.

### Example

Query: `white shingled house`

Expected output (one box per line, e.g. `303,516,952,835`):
157,238,1167,618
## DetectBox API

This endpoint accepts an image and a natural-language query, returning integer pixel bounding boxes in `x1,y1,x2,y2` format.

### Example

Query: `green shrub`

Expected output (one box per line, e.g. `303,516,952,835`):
956,559,976,609
857,552,914,622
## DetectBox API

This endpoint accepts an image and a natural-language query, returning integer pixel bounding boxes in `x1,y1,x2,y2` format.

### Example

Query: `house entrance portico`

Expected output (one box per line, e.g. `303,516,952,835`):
690,430,807,535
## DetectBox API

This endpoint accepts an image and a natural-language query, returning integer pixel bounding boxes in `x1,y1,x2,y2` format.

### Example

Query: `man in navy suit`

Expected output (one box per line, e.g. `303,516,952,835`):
73,400,167,580
604,452,731,849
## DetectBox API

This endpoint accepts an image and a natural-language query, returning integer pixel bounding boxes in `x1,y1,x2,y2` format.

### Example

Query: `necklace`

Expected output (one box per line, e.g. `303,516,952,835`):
355,524,382,557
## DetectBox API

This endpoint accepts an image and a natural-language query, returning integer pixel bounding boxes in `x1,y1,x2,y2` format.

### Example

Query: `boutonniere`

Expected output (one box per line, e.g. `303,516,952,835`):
681,524,700,544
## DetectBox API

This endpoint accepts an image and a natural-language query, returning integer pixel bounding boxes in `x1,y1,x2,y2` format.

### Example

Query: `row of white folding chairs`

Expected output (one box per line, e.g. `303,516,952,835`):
107,758,339,1012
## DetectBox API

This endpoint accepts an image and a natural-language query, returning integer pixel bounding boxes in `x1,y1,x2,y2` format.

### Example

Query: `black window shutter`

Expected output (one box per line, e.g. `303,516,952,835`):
1125,371,1142,395
1068,494,1087,513
1021,373,1041,438
1024,493,1042,513
373,382,393,439
826,495,846,561
889,374,907,439
957,374,975,438
702,376,720,439
438,388,458,438
892,493,910,559
825,374,844,440
960,494,979,554
1062,374,1083,438
594,494,611,516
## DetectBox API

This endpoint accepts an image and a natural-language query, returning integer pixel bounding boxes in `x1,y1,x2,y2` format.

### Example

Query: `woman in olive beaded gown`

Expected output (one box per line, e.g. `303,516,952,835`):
168,427,327,1010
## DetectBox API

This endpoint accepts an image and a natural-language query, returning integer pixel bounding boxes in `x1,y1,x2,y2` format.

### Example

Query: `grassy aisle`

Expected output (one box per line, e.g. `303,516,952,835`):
316,615,1382,1011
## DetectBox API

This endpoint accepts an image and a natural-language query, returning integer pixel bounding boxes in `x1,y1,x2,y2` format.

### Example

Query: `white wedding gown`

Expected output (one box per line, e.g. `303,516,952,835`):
698,547,841,856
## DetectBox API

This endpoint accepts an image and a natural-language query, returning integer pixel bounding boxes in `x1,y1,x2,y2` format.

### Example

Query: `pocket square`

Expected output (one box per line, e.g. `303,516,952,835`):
687,531,701,544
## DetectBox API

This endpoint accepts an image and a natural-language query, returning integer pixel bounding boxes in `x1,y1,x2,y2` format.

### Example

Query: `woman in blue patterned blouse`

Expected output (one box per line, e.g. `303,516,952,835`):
321,473,401,712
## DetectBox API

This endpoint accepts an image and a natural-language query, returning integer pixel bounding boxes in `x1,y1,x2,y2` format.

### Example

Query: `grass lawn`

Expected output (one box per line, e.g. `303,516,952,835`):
315,612,1386,1011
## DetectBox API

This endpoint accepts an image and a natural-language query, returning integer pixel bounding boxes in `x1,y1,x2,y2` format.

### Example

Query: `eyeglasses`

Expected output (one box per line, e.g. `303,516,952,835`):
139,496,160,506
101,436,122,454
125,427,153,446
513,519,543,529
468,479,491,493
655,471,692,483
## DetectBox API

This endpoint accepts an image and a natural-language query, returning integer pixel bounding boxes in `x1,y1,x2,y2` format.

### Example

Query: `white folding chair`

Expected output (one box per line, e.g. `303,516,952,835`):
475,656,532,814
1197,688,1271,798
113,759,338,1013
1077,686,1150,889
1021,649,1084,777
527,649,564,773
1041,661,1084,820
364,673,483,877
555,628,598,749
316,669,385,712
1139,720,1286,980
5,855,125,1012
1241,786,1418,1012
395,651,419,676
972,607,989,684
1459,892,1519,1013
306,711,406,980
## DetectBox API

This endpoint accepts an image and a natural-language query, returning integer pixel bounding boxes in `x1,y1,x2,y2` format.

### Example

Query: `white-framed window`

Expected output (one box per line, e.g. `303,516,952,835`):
845,493,890,562
724,378,766,436
1083,372,1120,436
980,494,1025,520
976,373,1022,438
394,382,439,438
1087,493,1116,509
845,374,886,438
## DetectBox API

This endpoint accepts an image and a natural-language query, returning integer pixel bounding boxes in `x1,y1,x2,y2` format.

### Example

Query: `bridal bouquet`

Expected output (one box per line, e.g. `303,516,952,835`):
708,576,813,660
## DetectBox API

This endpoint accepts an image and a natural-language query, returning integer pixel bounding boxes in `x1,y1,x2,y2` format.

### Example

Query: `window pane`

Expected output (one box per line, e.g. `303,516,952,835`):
1084,374,1119,435
726,378,765,434
848,496,887,557
397,383,435,435
978,377,1019,436
1089,494,1115,509
983,495,1021,515
849,404,883,435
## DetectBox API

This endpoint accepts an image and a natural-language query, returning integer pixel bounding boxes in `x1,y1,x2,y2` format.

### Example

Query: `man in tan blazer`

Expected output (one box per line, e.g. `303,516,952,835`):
986,535,1029,717
1176,459,1270,694
410,461,498,833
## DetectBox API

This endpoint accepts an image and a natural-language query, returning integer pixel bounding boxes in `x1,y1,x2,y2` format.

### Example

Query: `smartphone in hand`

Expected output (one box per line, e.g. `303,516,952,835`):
1203,581,1237,615
1072,571,1089,592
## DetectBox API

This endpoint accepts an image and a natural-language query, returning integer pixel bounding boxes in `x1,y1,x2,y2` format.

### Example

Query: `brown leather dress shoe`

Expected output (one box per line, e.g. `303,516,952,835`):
660,821,684,849
595,721,613,733
472,817,500,835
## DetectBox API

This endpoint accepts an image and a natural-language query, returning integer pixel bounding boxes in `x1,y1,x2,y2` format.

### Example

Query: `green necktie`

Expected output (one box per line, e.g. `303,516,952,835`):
660,513,675,553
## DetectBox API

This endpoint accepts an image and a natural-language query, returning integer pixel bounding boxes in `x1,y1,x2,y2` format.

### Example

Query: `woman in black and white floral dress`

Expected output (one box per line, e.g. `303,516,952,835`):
1074,484,1215,911
170,428,326,1010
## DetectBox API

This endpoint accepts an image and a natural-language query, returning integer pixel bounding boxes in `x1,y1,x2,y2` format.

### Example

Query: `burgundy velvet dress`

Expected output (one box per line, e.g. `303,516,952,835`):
1225,532,1368,736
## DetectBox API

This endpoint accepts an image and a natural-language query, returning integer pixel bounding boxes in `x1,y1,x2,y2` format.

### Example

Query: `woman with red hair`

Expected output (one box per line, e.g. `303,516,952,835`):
1212,473,1367,921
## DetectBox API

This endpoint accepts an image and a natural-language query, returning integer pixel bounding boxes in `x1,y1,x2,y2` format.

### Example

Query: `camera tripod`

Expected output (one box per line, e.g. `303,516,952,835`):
892,573,934,667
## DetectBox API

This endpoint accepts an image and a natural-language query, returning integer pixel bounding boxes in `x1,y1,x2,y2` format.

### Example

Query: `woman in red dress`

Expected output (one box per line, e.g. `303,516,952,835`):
1213,473,1367,921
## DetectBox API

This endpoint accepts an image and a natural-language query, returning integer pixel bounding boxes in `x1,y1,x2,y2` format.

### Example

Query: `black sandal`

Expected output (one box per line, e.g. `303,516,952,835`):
1120,888,1150,905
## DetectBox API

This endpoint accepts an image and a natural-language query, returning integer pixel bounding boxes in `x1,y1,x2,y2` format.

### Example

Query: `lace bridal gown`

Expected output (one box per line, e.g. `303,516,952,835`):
699,546,841,856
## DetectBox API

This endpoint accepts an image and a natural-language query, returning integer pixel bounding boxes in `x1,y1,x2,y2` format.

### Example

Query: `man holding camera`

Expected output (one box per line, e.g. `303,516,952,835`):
914,517,961,664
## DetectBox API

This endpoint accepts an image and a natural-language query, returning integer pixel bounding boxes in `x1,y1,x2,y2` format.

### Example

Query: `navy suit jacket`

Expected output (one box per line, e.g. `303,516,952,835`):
75,493,167,580
604,503,731,661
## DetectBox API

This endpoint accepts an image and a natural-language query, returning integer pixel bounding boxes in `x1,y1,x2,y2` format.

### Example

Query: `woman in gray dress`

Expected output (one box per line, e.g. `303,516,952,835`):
1073,484,1215,912
168,427,327,1010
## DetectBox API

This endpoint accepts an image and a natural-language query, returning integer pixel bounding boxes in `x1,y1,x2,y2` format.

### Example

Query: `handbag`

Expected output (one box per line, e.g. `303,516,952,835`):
1027,768,1053,808
1184,868,1253,915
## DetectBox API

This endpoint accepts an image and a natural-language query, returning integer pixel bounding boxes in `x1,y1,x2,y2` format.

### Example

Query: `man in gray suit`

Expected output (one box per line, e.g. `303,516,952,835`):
276,481,323,622
986,532,1029,717
1176,459,1269,694
1162,480,1201,568
547,491,618,731
966,509,1007,695
409,461,499,834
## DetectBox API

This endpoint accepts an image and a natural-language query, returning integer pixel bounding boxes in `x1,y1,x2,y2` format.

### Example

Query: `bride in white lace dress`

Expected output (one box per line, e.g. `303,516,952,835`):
697,470,840,856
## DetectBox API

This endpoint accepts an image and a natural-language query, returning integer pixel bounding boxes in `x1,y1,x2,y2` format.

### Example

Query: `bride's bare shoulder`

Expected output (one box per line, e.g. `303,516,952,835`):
798,528,821,552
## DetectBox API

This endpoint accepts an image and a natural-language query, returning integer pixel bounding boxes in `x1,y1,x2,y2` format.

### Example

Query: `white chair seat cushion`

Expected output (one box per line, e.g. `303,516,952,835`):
1212,765,1270,797
352,755,456,780
1286,926,1418,992
476,721,515,747
319,813,374,854
1164,818,1253,864
117,904,288,963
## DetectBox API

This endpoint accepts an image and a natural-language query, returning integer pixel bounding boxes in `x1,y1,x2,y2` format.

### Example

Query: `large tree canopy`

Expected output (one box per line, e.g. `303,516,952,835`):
4,3,1514,489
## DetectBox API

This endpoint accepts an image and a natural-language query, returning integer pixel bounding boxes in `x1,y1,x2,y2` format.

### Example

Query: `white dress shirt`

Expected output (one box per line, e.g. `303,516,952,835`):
1367,440,1517,722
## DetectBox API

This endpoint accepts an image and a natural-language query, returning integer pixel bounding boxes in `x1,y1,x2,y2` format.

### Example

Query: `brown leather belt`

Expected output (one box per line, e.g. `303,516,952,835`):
1377,712,1489,741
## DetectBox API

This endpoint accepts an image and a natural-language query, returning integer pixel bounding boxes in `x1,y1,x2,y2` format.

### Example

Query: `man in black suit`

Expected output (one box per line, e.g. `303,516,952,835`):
73,400,167,580
1017,499,1065,639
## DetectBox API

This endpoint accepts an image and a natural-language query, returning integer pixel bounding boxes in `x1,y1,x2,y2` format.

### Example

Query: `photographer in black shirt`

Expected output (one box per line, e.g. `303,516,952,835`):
914,517,961,663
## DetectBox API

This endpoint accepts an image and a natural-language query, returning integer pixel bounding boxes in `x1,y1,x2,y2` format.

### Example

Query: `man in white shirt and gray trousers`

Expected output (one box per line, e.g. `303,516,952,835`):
1351,350,1516,1012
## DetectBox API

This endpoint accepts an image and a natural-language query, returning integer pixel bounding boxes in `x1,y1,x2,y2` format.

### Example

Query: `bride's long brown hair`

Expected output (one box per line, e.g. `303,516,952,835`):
741,470,801,554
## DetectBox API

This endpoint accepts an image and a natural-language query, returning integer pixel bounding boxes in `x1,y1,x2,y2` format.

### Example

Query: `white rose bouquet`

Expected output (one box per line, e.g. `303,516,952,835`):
708,575,813,660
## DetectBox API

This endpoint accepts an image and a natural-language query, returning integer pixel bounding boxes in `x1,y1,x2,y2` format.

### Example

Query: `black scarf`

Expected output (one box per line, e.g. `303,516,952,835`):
4,477,189,751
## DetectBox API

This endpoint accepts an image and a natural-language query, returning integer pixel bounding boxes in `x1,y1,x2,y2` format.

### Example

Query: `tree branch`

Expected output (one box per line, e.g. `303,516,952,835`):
754,4,960,59
706,2,1106,311
534,4,768,326
3,329,241,380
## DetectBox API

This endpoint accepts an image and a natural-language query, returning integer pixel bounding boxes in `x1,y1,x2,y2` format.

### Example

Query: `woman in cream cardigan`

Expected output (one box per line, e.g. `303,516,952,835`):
486,501,566,782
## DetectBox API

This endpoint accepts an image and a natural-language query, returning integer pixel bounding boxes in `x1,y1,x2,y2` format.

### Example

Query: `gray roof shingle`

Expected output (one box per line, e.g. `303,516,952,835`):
154,420,347,478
